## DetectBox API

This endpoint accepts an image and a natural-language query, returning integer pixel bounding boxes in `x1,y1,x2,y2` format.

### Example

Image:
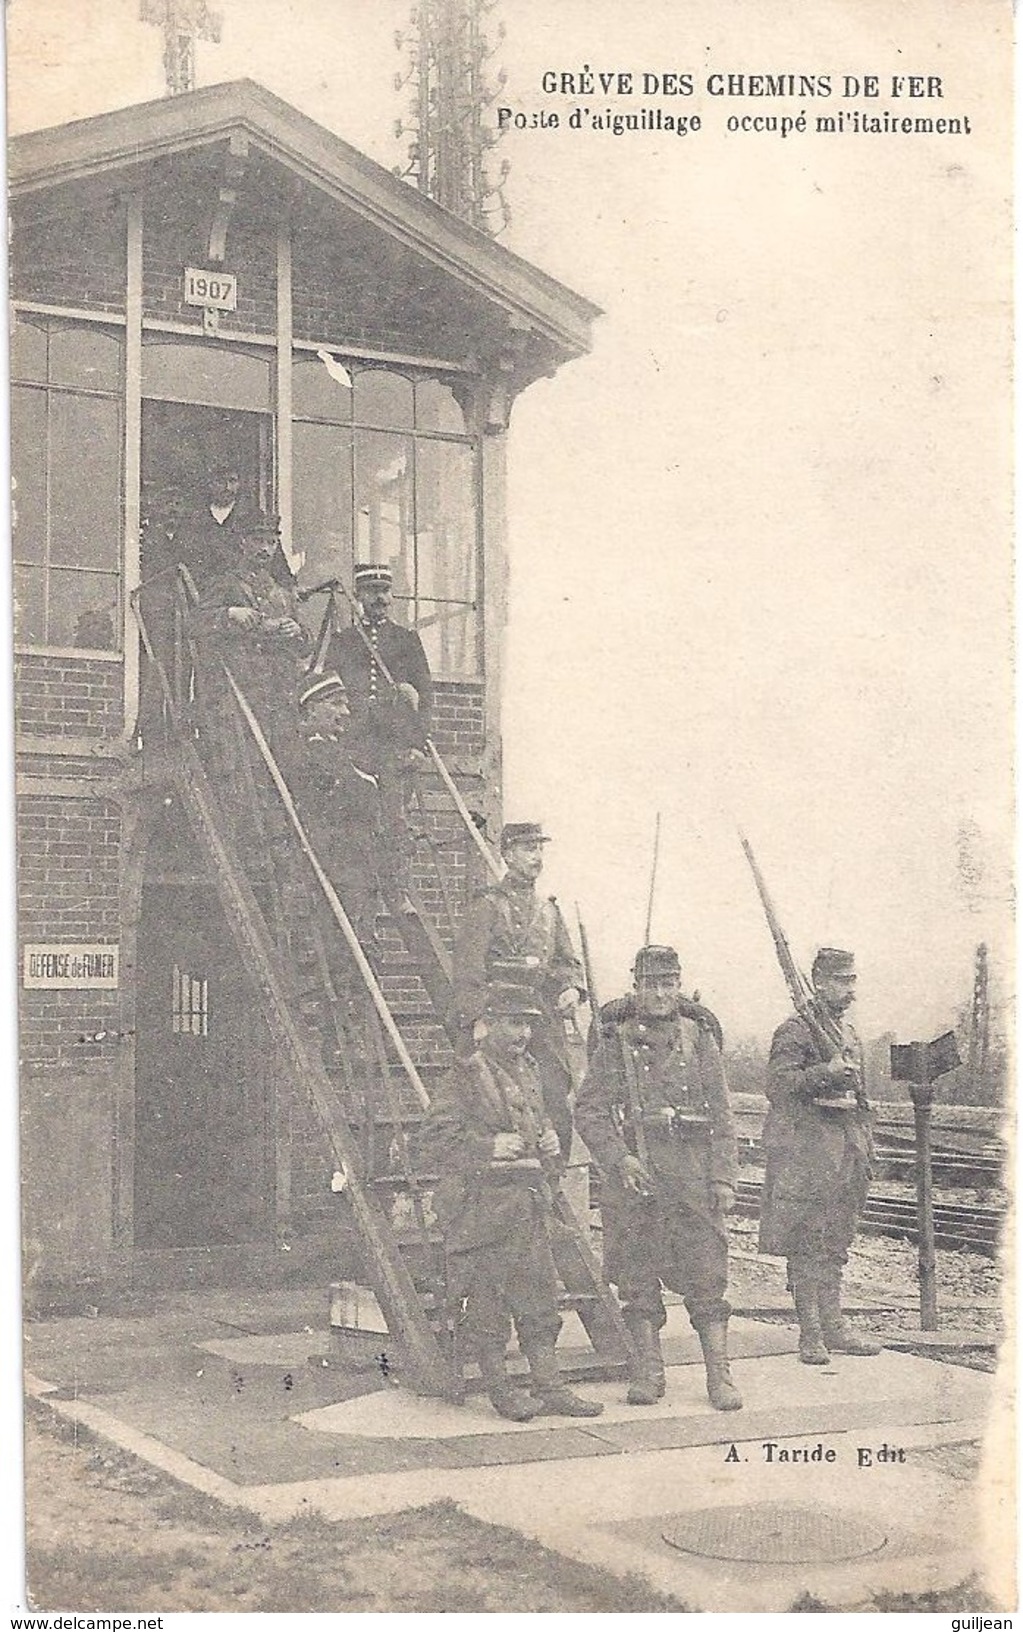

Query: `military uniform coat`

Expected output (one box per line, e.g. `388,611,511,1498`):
576,1009,737,1328
328,618,434,764
757,1013,874,1263
420,1046,563,1351
451,877,584,1155
191,560,310,773
174,502,295,596
289,729,382,934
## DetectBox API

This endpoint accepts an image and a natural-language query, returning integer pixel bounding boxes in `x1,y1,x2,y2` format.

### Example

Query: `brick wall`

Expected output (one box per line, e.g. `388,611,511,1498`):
142,209,277,336
12,200,125,314
17,794,122,1069
15,654,124,739
291,214,496,360
430,680,484,758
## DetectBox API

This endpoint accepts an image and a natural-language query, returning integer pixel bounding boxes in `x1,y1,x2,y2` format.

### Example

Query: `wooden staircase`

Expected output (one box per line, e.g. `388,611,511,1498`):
132,577,633,1397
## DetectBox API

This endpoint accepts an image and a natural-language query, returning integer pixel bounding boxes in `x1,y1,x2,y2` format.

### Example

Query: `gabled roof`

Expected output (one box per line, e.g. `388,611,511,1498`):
9,79,600,360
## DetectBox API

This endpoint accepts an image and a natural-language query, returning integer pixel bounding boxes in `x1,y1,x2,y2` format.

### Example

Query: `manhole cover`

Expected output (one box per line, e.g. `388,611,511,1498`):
662,1501,888,1564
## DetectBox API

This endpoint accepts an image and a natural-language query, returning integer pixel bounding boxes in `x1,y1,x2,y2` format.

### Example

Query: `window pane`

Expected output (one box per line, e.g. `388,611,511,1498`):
11,316,48,384
293,421,353,631
14,565,46,646
415,439,478,676
11,385,47,564
49,569,119,650
416,378,466,435
353,369,413,430
50,394,121,569
293,353,352,422
354,429,414,602
49,325,122,392
142,341,271,410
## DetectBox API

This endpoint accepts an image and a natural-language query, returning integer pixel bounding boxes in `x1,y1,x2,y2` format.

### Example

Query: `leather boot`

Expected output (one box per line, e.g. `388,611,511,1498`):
697,1321,743,1411
818,1267,881,1355
790,1262,830,1365
524,1339,604,1418
625,1316,665,1405
476,1347,543,1422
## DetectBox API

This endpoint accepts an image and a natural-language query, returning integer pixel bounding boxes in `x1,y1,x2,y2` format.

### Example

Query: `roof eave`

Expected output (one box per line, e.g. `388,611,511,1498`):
9,80,601,362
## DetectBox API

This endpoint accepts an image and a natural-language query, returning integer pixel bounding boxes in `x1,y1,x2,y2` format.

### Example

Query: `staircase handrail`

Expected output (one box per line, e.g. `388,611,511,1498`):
313,578,504,883
222,666,432,1111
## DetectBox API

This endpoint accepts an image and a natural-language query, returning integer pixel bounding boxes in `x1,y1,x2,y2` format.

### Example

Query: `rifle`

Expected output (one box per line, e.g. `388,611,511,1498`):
575,906,600,1019
576,906,654,1191
738,832,845,1063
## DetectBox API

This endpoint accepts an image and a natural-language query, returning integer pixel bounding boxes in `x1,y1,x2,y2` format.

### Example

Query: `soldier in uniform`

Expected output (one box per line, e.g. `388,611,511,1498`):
191,511,310,774
758,947,880,1364
576,944,743,1411
451,822,583,1158
421,984,604,1424
327,563,434,901
175,463,296,596
289,670,382,955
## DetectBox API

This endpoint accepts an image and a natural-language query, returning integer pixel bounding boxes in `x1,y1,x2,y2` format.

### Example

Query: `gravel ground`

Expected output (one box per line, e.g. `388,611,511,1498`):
727,1214,1003,1364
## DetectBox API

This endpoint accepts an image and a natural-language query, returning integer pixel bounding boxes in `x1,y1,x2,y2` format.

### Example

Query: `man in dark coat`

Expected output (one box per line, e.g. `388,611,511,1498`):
175,463,297,596
576,944,742,1411
174,462,248,590
326,563,433,899
451,822,584,1158
289,670,383,957
421,985,603,1424
758,947,880,1364
190,511,310,777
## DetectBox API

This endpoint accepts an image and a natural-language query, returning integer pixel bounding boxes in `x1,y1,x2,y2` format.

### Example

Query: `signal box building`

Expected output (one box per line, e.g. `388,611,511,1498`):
11,82,597,1312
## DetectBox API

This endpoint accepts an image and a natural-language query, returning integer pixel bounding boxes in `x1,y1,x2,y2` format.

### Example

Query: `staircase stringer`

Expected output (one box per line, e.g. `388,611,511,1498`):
168,736,458,1400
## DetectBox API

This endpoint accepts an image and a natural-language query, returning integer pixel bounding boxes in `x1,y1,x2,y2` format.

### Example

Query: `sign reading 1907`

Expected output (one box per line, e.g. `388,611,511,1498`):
184,267,238,310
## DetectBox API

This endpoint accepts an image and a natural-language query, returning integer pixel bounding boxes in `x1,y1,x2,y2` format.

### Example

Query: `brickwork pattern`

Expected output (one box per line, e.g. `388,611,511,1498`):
12,202,126,314
142,210,277,336
18,795,122,1068
15,654,124,738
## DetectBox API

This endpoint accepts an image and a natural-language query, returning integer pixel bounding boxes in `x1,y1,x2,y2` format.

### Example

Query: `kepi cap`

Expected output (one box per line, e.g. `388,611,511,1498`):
812,947,856,979
299,671,348,712
632,944,681,979
354,562,393,591
500,821,551,852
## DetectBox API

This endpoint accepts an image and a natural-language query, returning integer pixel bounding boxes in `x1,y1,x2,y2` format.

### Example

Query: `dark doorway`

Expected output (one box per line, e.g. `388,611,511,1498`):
140,399,269,575
134,853,276,1249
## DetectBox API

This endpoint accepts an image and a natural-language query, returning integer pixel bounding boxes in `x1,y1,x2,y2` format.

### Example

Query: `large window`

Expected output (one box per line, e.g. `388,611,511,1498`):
293,357,478,675
12,315,123,652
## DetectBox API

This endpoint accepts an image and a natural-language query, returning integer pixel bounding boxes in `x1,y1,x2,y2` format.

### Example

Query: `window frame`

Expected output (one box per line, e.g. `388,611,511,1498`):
291,352,482,679
11,309,126,660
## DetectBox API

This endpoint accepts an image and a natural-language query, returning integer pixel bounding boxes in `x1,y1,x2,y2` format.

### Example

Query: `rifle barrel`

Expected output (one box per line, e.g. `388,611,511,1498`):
643,812,661,946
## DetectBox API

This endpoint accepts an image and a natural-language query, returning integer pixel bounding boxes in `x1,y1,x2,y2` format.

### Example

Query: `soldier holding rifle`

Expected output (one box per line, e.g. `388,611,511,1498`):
739,838,880,1364
575,944,743,1412
759,947,881,1364
421,983,604,1424
451,822,584,1159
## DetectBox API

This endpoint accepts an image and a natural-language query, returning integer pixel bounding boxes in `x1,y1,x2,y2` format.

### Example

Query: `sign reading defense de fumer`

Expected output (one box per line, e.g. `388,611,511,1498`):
23,944,120,989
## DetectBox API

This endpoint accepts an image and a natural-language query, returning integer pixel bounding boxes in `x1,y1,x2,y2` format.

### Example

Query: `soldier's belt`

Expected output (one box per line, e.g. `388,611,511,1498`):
640,1108,712,1138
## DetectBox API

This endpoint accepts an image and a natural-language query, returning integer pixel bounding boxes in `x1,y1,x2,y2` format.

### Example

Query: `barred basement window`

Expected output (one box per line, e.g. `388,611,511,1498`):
11,314,123,652
293,357,479,677
171,964,209,1037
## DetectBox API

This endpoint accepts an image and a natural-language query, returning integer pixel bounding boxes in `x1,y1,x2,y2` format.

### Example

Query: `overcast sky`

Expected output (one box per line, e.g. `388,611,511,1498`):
7,0,1014,1047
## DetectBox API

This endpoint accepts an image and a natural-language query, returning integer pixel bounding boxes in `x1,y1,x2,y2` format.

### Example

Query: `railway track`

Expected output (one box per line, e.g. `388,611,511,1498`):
733,1178,1004,1257
736,1135,1004,1190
